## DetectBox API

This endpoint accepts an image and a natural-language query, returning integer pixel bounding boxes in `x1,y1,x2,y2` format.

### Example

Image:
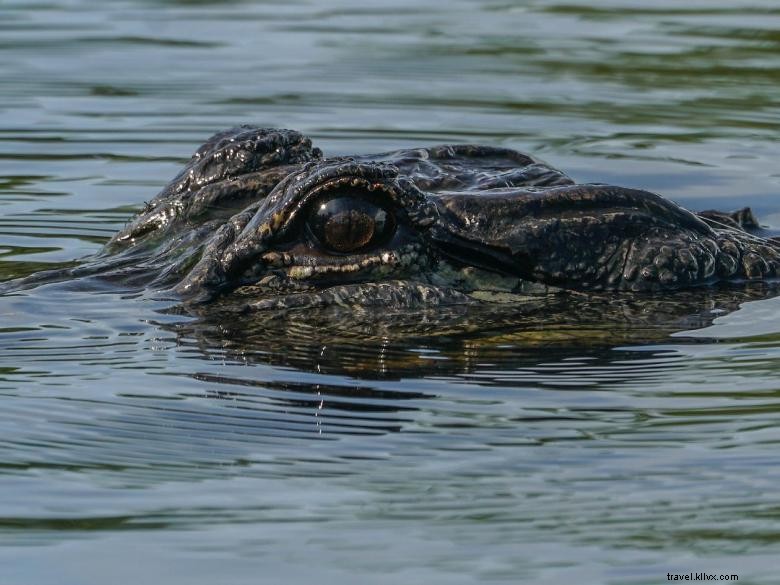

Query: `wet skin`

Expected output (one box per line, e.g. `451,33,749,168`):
14,126,780,311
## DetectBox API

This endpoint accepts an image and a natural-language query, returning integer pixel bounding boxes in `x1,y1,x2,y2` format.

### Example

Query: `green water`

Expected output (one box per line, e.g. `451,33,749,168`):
1,1,780,583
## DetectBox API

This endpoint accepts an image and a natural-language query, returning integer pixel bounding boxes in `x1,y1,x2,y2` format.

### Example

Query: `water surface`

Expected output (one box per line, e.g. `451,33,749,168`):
2,1,780,584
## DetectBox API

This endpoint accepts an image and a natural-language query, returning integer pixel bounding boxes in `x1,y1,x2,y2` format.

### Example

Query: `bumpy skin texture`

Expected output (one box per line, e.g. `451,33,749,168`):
95,126,780,309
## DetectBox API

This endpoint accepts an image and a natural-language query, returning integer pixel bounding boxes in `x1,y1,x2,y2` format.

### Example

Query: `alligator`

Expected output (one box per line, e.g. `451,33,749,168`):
11,126,780,312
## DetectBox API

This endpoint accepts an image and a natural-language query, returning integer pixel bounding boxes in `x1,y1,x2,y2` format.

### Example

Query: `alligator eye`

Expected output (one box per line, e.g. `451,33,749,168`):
307,197,395,254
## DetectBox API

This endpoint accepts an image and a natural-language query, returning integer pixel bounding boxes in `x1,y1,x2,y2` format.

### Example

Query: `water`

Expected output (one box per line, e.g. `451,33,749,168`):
2,1,780,583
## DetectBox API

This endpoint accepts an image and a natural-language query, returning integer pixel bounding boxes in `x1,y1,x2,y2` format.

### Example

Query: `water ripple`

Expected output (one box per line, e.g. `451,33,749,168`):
3,0,780,583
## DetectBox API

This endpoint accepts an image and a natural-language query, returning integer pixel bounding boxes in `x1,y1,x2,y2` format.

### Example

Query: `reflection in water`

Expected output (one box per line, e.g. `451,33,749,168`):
2,0,780,583
179,283,778,375
4,281,773,462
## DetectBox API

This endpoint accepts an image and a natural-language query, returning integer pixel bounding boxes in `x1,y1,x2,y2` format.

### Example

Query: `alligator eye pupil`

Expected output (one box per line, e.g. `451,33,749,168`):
324,210,376,252
308,196,394,254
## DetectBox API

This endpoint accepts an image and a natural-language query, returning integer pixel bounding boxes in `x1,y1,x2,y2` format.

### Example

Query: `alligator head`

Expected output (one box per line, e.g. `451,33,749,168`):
53,126,780,311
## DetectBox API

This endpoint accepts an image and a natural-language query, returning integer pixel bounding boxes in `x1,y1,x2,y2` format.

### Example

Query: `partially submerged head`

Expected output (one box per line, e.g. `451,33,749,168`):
85,126,780,311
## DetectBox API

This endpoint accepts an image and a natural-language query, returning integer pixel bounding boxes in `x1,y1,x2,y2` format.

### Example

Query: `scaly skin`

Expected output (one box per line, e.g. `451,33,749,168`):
13,126,780,310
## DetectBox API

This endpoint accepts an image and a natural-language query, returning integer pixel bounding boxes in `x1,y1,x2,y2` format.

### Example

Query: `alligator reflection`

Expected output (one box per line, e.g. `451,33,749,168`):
175,283,777,375
2,282,776,465
161,284,778,441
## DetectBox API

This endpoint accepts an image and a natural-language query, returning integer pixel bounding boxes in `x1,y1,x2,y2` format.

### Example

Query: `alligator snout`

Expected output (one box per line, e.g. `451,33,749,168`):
429,184,778,291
